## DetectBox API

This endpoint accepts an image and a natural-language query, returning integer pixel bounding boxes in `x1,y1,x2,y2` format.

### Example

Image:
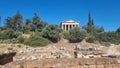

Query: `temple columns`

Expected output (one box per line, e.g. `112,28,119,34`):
68,24,70,31
65,24,66,31
62,23,79,31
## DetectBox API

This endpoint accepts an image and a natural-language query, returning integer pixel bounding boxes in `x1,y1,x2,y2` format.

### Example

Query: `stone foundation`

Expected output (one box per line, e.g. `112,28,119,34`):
2,58,120,68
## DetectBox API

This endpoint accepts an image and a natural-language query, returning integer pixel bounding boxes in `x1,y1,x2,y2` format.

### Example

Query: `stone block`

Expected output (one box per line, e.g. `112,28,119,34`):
79,65,88,68
88,65,96,68
96,65,104,68
86,59,96,65
96,60,104,65
104,64,112,68
79,59,87,65
112,64,119,68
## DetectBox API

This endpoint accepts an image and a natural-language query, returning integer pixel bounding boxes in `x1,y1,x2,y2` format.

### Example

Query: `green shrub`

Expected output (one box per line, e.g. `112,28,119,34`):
42,24,61,42
24,36,50,47
17,36,25,43
69,27,85,43
97,32,120,45
62,31,70,39
100,42,111,47
11,38,18,44
86,36,96,43
0,32,7,40
0,30,21,40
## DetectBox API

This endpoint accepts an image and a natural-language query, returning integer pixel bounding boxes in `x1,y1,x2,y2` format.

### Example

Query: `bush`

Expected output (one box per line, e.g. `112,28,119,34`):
69,27,85,43
42,24,61,42
11,38,18,44
24,36,50,47
0,29,21,40
86,36,96,43
0,31,8,40
62,31,70,39
97,32,120,45
100,42,111,47
17,36,25,43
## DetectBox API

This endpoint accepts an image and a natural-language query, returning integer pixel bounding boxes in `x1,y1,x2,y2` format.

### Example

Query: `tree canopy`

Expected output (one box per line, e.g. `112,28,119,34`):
5,11,23,31
116,27,120,32
42,24,61,42
69,27,85,43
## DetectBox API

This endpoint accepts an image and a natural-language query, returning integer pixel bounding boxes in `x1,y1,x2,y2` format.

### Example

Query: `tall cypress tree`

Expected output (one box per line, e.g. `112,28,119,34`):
88,11,94,26
0,15,1,27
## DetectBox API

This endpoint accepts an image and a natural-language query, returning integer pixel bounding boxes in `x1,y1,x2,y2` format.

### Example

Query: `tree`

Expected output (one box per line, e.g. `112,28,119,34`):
5,11,23,31
37,21,48,32
32,13,40,24
82,12,104,36
95,26,104,33
32,13,41,32
88,11,94,26
0,29,20,40
82,12,95,34
116,27,120,32
25,19,32,25
22,19,32,34
5,17,13,29
30,13,48,32
69,27,85,43
97,32,120,45
22,25,30,34
42,24,61,42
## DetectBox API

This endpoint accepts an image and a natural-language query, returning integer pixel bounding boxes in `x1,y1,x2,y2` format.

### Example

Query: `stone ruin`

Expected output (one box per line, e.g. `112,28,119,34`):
4,43,119,63
73,44,120,59
73,44,103,58
1,43,120,67
2,58,120,68
13,45,72,61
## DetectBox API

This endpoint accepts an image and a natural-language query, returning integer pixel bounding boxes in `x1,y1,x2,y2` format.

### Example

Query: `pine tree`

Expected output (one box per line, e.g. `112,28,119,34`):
5,11,23,31
32,13,41,32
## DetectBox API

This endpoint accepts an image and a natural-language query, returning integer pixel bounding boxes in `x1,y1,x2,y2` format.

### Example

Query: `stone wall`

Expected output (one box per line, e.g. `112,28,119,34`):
0,52,16,65
2,58,120,68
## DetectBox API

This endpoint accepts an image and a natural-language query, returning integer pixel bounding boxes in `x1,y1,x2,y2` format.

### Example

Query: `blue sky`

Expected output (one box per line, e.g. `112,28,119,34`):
0,0,120,31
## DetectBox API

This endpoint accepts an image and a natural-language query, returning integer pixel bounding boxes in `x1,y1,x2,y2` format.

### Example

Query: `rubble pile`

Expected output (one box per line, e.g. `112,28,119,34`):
14,45,72,61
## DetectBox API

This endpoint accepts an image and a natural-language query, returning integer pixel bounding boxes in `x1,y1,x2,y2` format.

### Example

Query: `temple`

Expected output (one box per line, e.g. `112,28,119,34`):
60,20,79,31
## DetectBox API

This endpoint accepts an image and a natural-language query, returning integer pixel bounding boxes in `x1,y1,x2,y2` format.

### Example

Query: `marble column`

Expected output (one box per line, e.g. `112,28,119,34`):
65,24,66,31
68,24,70,31
71,24,73,29
62,24,63,30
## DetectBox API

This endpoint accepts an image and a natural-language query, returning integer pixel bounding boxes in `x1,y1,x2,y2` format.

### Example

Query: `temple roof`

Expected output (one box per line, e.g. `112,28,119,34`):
62,20,78,23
